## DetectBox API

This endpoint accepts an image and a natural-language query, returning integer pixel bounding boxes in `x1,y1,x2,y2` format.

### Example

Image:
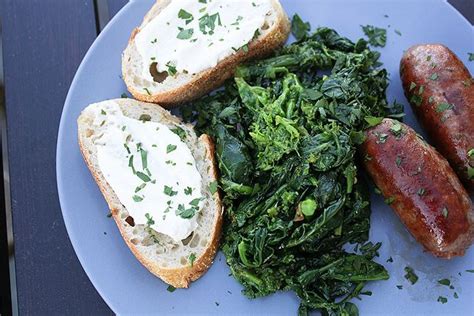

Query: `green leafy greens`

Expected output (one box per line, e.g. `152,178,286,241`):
361,25,387,47
183,16,398,315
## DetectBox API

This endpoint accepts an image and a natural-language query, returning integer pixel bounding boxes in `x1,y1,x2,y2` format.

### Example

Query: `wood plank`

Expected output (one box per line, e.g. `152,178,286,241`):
449,0,474,24
0,0,111,314
108,0,128,18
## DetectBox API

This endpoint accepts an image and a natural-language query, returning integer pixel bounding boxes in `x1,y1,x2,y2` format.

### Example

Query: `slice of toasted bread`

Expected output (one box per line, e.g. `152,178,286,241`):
122,0,290,106
77,98,223,288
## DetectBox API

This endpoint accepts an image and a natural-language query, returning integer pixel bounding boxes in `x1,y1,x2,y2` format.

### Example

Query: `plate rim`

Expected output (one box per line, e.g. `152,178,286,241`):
56,0,474,313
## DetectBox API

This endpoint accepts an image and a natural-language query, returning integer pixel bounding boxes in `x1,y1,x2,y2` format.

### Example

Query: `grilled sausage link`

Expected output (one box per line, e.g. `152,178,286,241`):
360,118,474,259
400,44,474,192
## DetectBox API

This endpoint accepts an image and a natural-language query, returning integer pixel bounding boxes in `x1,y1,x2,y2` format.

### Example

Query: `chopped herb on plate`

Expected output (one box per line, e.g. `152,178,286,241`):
361,25,387,47
404,266,419,285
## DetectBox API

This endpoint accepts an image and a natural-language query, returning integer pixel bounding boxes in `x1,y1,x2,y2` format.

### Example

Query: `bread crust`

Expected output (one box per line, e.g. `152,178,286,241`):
122,0,291,107
77,99,223,288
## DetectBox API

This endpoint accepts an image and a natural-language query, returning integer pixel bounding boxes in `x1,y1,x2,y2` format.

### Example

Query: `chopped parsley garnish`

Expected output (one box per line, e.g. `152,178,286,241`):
441,207,449,218
171,126,187,141
189,253,196,267
139,114,151,122
135,183,146,193
361,25,387,47
466,269,474,273
429,73,439,81
178,9,194,24
436,102,453,113
454,292,459,299
184,187,193,195
404,266,419,285
167,285,176,292
132,195,144,202
163,185,178,196
417,188,426,196
417,85,424,95
199,12,221,35
390,122,403,137
428,96,435,103
384,197,395,205
396,285,403,290
209,181,218,194
136,171,151,182
253,29,261,40
166,61,177,76
176,203,197,219
150,38,157,44
386,257,393,263
189,197,203,207
469,53,474,61
121,93,128,98
462,79,473,86
394,29,402,36
123,144,131,154
165,160,176,166
143,87,151,95
232,43,250,53
177,27,194,40
231,15,243,26
395,156,402,167
145,213,155,226
437,296,448,304
101,109,107,115
409,82,417,91
140,148,148,169
438,279,451,286
467,148,474,157
375,132,389,144
166,144,177,153
410,94,423,107
128,155,136,174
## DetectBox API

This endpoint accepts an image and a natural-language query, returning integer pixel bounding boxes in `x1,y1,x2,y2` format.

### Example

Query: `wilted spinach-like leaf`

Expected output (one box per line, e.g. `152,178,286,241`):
361,25,387,47
291,14,311,41
215,124,253,184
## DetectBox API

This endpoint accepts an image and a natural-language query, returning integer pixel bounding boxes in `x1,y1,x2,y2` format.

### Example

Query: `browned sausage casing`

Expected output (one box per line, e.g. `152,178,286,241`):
400,44,474,192
360,118,474,259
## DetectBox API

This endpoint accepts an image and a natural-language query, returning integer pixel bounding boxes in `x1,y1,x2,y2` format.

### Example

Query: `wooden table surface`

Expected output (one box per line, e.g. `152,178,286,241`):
0,0,472,314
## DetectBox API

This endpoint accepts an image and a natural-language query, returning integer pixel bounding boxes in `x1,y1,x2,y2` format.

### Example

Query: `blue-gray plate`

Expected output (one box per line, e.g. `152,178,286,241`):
57,0,474,314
